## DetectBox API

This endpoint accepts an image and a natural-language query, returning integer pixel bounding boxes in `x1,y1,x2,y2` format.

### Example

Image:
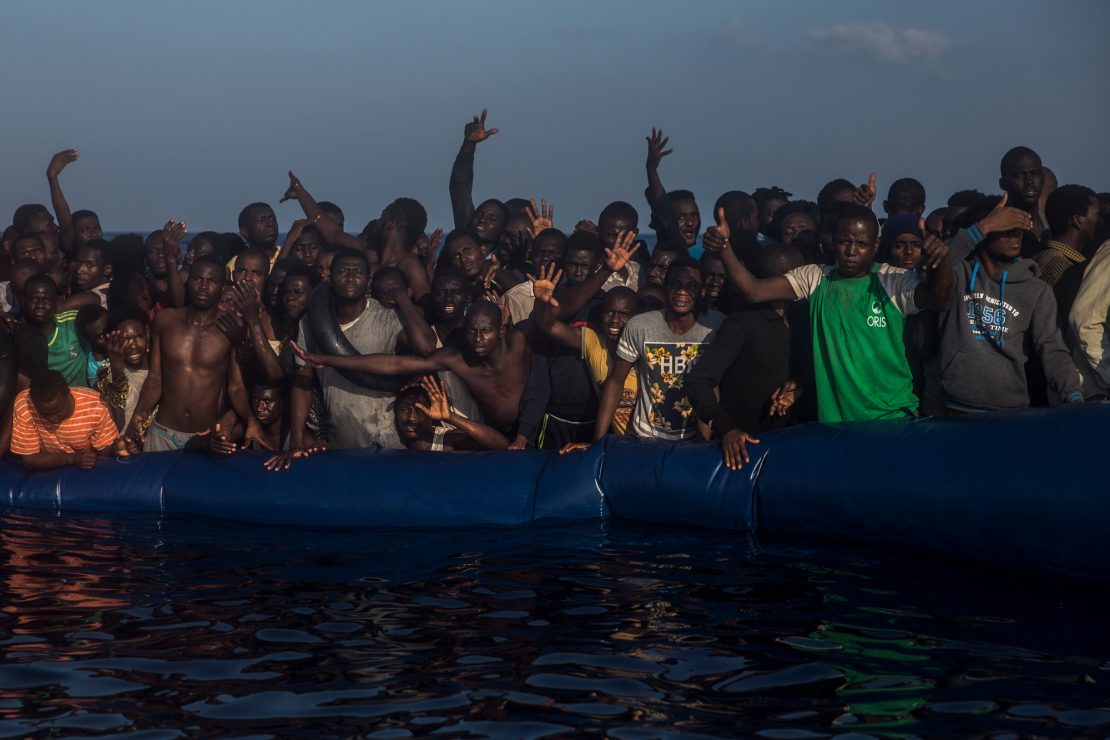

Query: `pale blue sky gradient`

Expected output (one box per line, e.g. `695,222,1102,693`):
3,0,1107,232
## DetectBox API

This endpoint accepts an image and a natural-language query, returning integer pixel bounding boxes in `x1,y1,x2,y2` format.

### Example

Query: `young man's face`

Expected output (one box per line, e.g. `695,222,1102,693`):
780,213,817,247
116,319,149,369
647,250,678,287
598,215,636,249
330,256,369,303
531,234,564,271
282,275,313,320
28,210,58,236
700,257,727,303
24,282,58,325
74,247,109,290
664,266,702,317
1000,154,1044,210
469,201,507,244
465,308,503,358
264,268,288,310
673,198,701,246
314,251,336,283
250,387,284,426
33,392,73,426
371,273,409,308
394,392,432,443
241,207,278,247
887,233,924,270
74,215,102,246
11,237,46,265
600,294,637,342
833,219,879,278
562,248,598,286
431,277,468,322
450,236,487,278
981,229,1023,263
233,255,268,295
291,232,320,266
83,314,109,353
145,233,169,277
187,263,225,310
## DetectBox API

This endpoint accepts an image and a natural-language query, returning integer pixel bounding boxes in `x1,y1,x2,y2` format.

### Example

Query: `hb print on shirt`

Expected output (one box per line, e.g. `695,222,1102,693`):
643,341,706,433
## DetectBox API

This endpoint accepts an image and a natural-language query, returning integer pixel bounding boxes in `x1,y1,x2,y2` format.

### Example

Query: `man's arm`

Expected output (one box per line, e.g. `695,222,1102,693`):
414,376,508,450
550,230,641,322
592,358,634,443
231,284,284,382
705,211,799,303
161,221,188,308
527,266,581,350
686,317,746,436
19,451,80,471
390,288,437,357
948,193,1036,262
1030,288,1085,403
912,228,954,311
280,171,364,250
450,108,499,231
291,341,449,375
46,149,79,255
644,128,672,208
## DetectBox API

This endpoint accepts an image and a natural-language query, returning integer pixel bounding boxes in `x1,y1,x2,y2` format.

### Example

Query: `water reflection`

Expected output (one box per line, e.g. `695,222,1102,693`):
0,512,1107,737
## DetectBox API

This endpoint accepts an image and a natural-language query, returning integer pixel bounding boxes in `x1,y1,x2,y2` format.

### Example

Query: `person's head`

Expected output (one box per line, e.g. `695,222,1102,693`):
1097,193,1110,246
530,228,567,272
1046,184,1099,248
753,187,792,233
106,233,146,274
598,201,640,249
144,230,170,278
752,243,805,280
250,382,286,427
106,271,153,313
999,146,1044,211
663,256,703,317
237,202,278,249
73,240,112,291
318,201,345,231
36,230,63,267
468,199,509,245
290,225,321,266
393,384,433,444
699,252,727,306
76,305,109,354
23,273,59,326
10,259,45,301
647,242,686,287
562,232,601,286
463,300,505,358
430,268,470,323
380,197,428,248
831,203,880,277
714,191,760,236
445,231,488,278
281,263,320,322
181,231,219,270
232,247,269,295
264,257,298,313
597,286,639,343
497,211,532,266
1039,166,1058,213
370,266,410,307
11,234,46,265
960,195,1024,263
71,209,103,248
12,204,57,236
314,244,339,282
924,207,946,239
816,179,855,216
637,283,666,312
329,248,370,304
883,178,926,217
28,370,73,425
668,190,701,247
944,189,984,240
769,201,819,248
187,255,227,310
880,214,925,270
105,304,151,370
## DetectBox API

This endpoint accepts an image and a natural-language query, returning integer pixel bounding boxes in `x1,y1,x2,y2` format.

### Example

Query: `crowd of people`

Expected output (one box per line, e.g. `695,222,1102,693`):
2,109,1108,474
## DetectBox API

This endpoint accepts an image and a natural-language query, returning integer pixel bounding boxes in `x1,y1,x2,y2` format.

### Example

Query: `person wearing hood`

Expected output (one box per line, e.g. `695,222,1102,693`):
937,195,1083,413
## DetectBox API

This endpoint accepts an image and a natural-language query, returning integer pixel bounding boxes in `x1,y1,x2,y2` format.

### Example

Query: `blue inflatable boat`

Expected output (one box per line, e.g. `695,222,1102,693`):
2,403,1107,585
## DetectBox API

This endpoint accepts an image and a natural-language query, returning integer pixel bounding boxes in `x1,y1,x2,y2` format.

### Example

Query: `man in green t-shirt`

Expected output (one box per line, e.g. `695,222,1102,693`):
707,203,953,422
21,273,89,388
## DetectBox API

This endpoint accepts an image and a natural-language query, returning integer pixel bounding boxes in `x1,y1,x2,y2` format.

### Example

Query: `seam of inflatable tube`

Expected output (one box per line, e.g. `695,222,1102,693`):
748,425,805,534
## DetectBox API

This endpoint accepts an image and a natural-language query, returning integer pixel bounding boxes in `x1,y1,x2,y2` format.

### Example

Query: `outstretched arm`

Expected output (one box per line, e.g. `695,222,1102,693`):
912,222,955,312
592,358,634,443
161,220,188,308
46,149,79,255
644,128,672,208
450,108,499,231
415,376,509,450
291,340,449,375
528,265,580,350
280,171,363,250
552,230,641,322
704,209,798,303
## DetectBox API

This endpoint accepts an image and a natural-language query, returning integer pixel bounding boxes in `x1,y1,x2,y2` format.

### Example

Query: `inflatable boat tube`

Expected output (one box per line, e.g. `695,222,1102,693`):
304,284,403,392
2,404,1107,585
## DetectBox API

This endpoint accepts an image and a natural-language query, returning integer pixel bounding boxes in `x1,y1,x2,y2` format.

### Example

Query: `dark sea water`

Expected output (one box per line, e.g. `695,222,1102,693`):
0,512,1107,738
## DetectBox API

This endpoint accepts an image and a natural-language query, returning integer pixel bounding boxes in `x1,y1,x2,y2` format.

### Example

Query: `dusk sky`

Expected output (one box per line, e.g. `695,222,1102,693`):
4,0,1107,233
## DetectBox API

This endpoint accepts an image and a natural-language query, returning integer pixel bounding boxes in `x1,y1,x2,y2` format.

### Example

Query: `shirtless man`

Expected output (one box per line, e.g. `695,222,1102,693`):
125,256,264,452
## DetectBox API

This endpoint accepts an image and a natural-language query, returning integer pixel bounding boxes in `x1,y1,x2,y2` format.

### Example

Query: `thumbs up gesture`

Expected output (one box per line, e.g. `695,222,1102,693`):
703,207,731,254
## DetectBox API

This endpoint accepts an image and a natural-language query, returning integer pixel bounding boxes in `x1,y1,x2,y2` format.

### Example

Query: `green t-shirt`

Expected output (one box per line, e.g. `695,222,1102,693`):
48,310,90,388
786,263,921,422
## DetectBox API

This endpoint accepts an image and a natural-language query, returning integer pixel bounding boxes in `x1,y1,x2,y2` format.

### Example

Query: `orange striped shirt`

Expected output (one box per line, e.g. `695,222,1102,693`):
10,387,119,456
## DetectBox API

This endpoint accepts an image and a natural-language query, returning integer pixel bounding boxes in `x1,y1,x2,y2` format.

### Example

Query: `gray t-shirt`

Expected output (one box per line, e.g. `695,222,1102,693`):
297,298,404,449
616,309,725,441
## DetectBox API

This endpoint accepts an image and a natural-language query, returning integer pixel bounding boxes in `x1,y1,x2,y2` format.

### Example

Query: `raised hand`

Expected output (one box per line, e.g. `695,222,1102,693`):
162,219,187,258
703,207,731,253
721,428,760,471
979,192,1035,235
413,227,443,262
464,108,499,144
47,149,79,179
215,309,246,344
853,172,878,208
919,218,949,270
646,128,673,170
289,340,325,368
527,263,563,307
414,375,452,422
526,199,554,238
280,170,304,203
603,230,641,273
105,329,136,364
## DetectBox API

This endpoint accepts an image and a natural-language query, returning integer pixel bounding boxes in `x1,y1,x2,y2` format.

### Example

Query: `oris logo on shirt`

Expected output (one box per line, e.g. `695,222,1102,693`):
866,299,887,328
